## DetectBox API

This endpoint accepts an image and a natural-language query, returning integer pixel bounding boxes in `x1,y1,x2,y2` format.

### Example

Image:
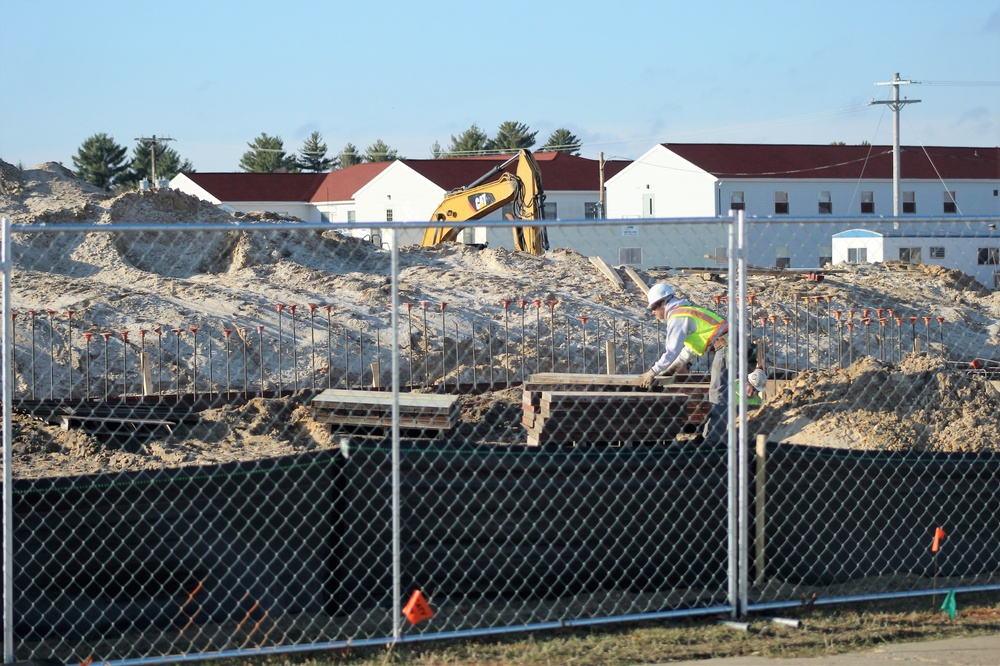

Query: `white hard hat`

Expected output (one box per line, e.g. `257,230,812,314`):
647,283,675,309
748,369,768,394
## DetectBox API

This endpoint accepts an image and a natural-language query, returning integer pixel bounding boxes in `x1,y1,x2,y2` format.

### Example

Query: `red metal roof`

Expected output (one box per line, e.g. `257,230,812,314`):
662,144,1000,180
402,151,629,191
309,162,393,202
183,172,328,202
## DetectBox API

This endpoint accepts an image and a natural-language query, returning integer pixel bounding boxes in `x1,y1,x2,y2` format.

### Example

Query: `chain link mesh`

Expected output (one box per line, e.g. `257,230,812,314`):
2,205,999,662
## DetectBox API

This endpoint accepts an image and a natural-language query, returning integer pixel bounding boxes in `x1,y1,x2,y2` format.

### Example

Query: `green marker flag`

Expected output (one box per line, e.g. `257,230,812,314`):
941,589,957,619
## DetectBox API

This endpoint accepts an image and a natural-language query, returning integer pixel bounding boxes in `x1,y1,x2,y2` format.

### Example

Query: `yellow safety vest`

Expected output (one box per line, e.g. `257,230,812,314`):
667,306,729,357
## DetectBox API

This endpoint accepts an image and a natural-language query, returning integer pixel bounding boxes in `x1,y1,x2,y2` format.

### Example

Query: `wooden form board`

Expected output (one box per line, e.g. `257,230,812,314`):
588,256,625,290
310,389,461,431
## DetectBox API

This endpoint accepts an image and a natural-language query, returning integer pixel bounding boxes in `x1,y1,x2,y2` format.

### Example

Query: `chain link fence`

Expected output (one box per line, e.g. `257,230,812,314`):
2,209,999,663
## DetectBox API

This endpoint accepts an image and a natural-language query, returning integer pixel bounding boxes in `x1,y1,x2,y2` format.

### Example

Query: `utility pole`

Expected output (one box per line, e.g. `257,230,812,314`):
870,73,920,216
134,135,175,187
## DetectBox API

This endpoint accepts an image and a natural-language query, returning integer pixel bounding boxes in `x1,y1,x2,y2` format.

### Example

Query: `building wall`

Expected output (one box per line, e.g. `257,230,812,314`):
606,146,718,218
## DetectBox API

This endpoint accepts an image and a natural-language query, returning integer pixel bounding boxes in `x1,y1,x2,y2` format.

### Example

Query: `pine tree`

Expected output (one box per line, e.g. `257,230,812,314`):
488,121,537,154
446,124,490,156
364,139,400,163
72,133,130,191
298,131,335,172
542,128,582,155
339,143,362,168
120,140,194,188
239,133,299,173
430,141,443,159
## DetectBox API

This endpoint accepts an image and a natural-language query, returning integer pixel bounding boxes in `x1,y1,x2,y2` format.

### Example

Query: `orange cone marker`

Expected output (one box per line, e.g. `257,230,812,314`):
402,589,434,625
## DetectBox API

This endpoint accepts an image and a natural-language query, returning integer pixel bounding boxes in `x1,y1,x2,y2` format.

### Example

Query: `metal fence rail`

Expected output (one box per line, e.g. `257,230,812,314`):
2,213,1000,664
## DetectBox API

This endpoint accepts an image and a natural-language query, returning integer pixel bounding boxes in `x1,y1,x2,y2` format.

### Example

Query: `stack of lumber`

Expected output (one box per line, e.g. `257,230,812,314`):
310,389,461,434
15,401,201,437
521,373,711,446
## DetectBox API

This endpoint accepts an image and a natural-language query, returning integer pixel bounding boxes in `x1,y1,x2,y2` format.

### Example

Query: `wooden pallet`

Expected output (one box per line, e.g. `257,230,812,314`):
521,373,712,445
309,389,461,433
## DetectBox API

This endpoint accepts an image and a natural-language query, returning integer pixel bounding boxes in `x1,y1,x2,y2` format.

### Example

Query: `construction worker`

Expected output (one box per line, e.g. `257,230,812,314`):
740,368,768,408
639,283,729,388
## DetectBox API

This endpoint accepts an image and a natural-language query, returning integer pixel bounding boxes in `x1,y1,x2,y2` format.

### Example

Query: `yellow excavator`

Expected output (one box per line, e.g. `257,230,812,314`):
421,149,549,255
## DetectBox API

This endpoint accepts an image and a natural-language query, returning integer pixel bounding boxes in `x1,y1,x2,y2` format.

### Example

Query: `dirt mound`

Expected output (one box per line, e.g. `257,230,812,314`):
750,353,1000,452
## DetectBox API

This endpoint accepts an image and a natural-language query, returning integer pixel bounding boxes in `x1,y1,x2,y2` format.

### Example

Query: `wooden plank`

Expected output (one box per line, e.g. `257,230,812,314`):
589,255,625,290
621,265,650,296
311,389,459,411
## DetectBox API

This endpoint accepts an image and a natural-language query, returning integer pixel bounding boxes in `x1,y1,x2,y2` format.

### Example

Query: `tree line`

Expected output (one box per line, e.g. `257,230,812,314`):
71,122,583,192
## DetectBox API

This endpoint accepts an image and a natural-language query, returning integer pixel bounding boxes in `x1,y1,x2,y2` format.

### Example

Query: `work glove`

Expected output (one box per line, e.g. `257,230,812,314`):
639,370,656,388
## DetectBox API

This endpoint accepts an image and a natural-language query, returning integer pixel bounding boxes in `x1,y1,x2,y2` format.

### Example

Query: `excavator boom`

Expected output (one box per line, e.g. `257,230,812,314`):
422,149,547,254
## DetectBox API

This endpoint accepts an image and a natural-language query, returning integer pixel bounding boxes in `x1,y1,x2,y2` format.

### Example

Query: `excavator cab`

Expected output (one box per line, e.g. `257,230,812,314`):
422,149,548,255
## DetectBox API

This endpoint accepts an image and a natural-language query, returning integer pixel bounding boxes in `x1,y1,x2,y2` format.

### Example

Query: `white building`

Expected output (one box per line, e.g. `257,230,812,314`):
604,144,1000,269
833,228,1000,288
170,153,626,251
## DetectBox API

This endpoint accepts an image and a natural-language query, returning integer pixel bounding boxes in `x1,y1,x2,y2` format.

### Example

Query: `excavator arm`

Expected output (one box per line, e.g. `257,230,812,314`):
422,149,548,254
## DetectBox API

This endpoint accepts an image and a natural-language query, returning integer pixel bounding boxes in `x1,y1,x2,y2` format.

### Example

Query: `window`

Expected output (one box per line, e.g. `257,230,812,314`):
347,210,356,223
543,202,557,220
320,211,330,222
774,191,789,214
775,245,790,269
714,246,728,263
930,247,945,259
584,202,601,219
818,191,832,214
943,191,957,214
619,247,642,265
861,191,875,214
847,247,868,263
978,247,1000,265
730,191,745,211
818,245,832,266
903,191,916,214
899,247,921,264
386,209,393,222
642,193,655,217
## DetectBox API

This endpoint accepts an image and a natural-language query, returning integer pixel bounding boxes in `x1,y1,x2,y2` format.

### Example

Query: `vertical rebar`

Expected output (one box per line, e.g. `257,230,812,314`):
595,316,602,375
241,328,250,398
223,328,233,395
923,316,932,350
439,302,447,389
207,327,214,398
580,316,588,374
46,310,56,399
82,331,92,400
502,299,511,386
909,316,918,353
100,331,112,399
471,319,477,388
28,310,37,400
546,300,557,372
625,321,633,374
324,305,333,389
120,330,129,399
288,304,298,392
834,310,843,368
791,296,800,374
565,316,571,371
404,303,413,388
138,329,147,397
154,327,163,396
358,322,365,387
518,299,527,382
533,299,541,374
878,319,887,361
189,326,199,398
343,324,351,388
454,321,460,390
895,317,904,361
846,322,855,365
768,315,777,372
257,325,265,395
308,303,318,390
781,317,791,375
275,304,284,394
638,321,645,372
937,316,945,352
420,301,429,387
487,320,494,389
610,315,618,374
863,317,871,358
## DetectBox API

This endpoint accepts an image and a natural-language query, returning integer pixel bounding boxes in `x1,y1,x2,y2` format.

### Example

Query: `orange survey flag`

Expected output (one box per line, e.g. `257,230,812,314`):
403,589,434,625
931,526,946,553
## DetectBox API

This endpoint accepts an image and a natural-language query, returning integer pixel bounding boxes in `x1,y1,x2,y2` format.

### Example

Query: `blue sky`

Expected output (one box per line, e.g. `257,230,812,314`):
1,0,998,172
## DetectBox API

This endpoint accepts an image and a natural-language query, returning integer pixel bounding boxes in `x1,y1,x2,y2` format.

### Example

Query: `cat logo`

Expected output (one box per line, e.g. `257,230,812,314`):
468,192,496,212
